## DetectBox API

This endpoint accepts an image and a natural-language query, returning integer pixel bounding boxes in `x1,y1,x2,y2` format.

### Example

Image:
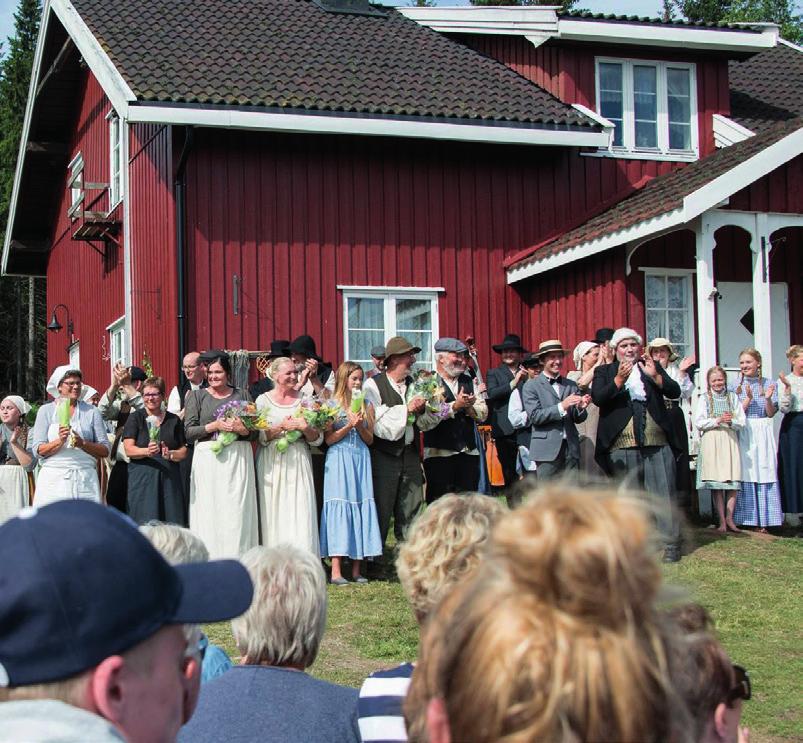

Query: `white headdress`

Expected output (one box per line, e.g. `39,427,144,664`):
46,365,81,399
1,395,31,416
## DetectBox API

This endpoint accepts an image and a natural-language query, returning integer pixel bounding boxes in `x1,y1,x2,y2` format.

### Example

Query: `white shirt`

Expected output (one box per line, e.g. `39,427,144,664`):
167,382,203,415
418,374,487,459
363,375,415,446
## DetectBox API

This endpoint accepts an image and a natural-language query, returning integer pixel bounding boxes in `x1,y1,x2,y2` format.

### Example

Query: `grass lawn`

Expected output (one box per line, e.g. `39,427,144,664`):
206,525,802,743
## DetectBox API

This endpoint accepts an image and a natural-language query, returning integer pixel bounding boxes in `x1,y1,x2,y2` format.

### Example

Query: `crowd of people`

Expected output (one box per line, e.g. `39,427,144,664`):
0,331,800,567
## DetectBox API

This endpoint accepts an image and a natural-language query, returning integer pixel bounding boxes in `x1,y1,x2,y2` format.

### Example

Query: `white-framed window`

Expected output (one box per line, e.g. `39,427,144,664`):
595,58,698,159
339,286,441,372
107,110,122,208
68,341,80,370
67,152,84,220
642,269,695,358
106,316,127,370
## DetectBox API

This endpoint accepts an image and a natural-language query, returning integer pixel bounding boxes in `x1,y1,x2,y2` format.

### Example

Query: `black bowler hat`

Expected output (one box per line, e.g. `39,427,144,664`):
492,334,525,353
594,328,615,344
129,366,147,382
289,335,322,361
267,339,291,359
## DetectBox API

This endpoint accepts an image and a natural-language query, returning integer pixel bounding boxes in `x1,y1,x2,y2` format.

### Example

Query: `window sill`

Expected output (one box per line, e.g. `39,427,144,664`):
582,149,698,163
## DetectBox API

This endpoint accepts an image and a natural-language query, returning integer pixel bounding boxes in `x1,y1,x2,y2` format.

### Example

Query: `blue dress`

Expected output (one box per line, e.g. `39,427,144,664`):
320,413,382,559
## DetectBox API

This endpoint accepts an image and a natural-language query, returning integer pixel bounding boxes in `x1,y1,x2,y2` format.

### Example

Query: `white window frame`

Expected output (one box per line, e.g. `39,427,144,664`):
68,341,80,370
67,152,84,220
107,110,123,209
338,286,442,369
641,268,696,357
106,316,128,370
592,57,698,162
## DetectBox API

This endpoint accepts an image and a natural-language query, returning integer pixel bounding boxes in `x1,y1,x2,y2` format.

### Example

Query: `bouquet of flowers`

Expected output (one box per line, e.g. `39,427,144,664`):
56,398,76,448
274,397,341,453
146,415,161,444
211,400,269,456
406,370,450,424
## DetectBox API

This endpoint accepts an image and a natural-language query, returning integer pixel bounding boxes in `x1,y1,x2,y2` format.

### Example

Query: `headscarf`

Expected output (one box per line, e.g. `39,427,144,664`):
2,395,31,416
80,385,99,403
46,365,82,399
610,327,643,350
572,341,598,371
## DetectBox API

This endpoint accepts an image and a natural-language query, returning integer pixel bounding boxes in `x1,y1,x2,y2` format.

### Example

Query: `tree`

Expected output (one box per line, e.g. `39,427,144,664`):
0,0,45,400
469,0,582,9
670,0,802,42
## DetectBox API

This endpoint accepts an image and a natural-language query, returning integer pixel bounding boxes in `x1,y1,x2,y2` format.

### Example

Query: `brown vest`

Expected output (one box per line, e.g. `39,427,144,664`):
371,372,416,457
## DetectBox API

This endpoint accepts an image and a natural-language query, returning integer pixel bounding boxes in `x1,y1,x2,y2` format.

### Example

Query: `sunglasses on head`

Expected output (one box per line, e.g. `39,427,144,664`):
726,665,751,705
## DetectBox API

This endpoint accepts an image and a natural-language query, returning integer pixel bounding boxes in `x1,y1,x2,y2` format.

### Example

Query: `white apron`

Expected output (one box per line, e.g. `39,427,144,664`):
34,422,101,506
738,417,777,484
0,466,30,525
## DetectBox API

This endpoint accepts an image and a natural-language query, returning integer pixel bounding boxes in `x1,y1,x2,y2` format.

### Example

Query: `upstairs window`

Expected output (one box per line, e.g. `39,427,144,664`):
107,110,122,208
67,152,83,220
596,59,697,159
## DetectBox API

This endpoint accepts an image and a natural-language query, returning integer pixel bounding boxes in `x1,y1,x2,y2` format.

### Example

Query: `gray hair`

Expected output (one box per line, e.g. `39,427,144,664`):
231,545,327,669
139,521,210,565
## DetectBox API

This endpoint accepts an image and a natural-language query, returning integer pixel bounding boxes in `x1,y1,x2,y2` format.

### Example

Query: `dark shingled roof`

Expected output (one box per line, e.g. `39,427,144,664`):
69,0,595,128
559,10,764,31
729,42,803,131
507,118,803,269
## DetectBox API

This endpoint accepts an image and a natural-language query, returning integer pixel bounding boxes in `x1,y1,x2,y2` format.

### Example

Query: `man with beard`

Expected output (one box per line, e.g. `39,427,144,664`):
362,337,427,549
418,338,487,504
485,333,527,491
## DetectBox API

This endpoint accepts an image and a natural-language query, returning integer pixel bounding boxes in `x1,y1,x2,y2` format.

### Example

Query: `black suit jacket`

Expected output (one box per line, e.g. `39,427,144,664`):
592,361,681,459
486,364,518,438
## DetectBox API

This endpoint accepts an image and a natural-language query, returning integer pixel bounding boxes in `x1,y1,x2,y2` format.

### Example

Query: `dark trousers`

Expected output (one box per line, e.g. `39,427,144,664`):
371,446,424,548
535,440,578,481
424,452,480,504
494,434,520,488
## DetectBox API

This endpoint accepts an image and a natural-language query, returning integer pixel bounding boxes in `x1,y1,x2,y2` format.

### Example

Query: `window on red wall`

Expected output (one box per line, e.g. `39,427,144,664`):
595,58,697,160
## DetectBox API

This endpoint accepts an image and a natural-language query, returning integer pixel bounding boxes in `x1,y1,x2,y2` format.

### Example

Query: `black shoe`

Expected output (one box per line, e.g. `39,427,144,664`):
662,546,681,563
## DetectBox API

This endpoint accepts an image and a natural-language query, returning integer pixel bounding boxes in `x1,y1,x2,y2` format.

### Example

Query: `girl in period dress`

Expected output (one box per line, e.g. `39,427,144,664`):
255,357,322,555
320,362,382,585
730,348,782,532
778,344,803,521
694,366,745,533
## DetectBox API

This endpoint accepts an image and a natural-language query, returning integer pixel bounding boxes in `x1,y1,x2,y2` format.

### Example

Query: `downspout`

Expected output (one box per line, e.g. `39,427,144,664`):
174,126,195,368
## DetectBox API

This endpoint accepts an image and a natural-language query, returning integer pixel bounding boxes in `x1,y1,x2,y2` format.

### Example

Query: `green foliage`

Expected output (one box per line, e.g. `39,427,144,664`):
670,0,802,42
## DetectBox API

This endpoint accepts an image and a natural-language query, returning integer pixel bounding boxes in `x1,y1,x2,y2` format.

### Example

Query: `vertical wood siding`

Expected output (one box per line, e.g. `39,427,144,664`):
128,123,177,380
45,71,124,390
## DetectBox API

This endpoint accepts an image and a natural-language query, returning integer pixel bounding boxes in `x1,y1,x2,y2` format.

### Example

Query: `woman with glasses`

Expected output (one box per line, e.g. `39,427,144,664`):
122,376,188,525
31,365,109,505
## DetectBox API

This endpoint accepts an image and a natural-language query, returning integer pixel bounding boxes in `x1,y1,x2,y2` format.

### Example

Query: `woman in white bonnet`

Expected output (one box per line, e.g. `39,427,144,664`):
30,365,109,505
592,328,684,562
567,340,605,477
0,394,35,524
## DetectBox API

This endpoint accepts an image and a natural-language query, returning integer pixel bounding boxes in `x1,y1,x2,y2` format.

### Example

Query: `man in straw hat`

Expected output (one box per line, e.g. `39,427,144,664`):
522,339,590,480
486,333,528,492
362,337,427,549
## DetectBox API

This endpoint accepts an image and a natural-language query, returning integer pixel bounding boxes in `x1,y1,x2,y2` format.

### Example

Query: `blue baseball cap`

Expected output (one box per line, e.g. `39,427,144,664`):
0,501,253,687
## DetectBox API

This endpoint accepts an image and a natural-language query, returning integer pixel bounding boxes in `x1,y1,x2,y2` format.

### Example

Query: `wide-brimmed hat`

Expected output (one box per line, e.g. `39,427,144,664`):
199,349,229,364
492,333,525,353
288,335,322,361
646,337,679,362
267,339,291,359
534,339,568,358
384,336,421,359
0,500,253,687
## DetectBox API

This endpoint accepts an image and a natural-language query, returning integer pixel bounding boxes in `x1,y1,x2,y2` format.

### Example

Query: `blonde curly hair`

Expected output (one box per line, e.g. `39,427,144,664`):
396,494,505,624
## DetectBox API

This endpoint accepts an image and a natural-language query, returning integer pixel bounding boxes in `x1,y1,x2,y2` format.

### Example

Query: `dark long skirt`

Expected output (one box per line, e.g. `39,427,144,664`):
126,457,186,525
667,405,691,508
778,411,803,514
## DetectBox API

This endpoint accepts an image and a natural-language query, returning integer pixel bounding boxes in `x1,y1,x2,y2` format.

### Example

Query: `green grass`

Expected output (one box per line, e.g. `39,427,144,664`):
205,527,802,743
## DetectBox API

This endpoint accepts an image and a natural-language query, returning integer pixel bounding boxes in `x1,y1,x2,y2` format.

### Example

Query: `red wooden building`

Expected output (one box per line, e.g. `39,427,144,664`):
3,1,801,395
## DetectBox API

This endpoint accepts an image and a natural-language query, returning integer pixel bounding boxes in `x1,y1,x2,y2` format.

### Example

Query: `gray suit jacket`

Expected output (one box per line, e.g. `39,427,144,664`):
522,374,587,463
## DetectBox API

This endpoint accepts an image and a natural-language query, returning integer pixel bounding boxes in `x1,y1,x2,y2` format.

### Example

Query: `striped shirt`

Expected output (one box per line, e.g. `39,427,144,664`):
357,663,414,742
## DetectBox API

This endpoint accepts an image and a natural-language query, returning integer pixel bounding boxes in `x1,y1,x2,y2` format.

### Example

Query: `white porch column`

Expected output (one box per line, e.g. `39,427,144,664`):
694,216,717,374
750,213,773,377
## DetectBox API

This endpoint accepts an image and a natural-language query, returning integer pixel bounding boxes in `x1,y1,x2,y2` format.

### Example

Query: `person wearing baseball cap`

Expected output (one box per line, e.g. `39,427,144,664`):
362,336,425,549
417,338,488,503
0,500,253,742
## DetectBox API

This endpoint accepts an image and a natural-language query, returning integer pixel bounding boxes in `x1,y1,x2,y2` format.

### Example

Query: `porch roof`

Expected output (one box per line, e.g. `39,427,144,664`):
506,118,803,284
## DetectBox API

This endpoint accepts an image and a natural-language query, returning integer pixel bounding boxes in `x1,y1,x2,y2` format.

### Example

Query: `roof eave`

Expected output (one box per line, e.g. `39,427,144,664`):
127,104,607,147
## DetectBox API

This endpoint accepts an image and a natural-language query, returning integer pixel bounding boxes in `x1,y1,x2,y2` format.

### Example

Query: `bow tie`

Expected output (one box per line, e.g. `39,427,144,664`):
548,376,561,386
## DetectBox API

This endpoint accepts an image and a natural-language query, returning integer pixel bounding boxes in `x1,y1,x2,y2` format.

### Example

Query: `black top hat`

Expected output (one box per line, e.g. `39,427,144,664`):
267,339,291,359
492,333,525,353
289,335,321,361
594,328,615,344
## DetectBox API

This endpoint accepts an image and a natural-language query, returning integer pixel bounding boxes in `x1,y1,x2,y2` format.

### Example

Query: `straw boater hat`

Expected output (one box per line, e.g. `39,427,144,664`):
492,334,525,353
534,339,568,358
646,337,679,362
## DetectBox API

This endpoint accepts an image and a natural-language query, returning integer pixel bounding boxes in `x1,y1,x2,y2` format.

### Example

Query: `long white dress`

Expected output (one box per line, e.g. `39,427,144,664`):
255,393,321,555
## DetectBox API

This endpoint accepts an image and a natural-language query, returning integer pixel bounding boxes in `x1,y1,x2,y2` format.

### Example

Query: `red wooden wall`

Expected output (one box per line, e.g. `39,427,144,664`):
45,71,124,393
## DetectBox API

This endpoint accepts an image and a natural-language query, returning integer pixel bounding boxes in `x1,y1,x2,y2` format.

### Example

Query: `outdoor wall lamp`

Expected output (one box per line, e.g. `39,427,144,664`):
46,303,74,339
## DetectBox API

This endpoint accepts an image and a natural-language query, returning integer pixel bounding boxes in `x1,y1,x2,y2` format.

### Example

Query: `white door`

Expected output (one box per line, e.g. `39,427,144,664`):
716,281,789,378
